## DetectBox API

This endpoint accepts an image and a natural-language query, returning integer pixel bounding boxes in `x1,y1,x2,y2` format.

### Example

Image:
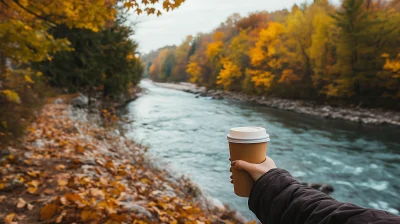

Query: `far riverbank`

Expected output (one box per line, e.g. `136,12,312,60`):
153,81,400,127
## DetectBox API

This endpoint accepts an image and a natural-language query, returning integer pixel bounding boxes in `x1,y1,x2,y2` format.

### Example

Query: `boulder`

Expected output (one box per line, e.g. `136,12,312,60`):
301,182,334,194
53,98,63,104
71,94,88,108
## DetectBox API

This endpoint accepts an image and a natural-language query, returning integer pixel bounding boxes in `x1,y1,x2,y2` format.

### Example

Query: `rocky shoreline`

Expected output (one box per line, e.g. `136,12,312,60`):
154,81,400,127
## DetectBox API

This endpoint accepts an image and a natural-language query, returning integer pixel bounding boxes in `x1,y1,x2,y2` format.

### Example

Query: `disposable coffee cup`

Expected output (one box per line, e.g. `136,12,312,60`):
227,127,270,197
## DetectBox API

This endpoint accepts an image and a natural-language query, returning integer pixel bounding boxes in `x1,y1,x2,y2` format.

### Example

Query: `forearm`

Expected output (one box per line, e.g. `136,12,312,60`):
248,168,400,224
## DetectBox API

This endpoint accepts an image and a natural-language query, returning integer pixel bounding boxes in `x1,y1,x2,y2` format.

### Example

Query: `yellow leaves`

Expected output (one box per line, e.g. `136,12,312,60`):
217,58,242,91
24,75,34,84
383,53,400,75
1,90,21,104
186,62,202,83
126,54,135,60
40,203,58,220
247,69,275,91
81,209,99,222
206,41,223,62
27,180,40,194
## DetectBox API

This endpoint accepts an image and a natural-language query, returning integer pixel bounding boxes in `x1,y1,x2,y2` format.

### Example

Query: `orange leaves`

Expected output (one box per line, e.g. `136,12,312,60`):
278,69,301,85
81,209,99,222
4,213,17,224
40,203,58,220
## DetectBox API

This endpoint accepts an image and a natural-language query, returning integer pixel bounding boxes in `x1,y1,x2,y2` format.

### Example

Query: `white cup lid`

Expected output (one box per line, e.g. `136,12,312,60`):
227,127,270,143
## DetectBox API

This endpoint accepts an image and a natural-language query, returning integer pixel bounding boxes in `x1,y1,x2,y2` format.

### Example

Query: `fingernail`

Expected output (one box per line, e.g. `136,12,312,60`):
231,161,236,166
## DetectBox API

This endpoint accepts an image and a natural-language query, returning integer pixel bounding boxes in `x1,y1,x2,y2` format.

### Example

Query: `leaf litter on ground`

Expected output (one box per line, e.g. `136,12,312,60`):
0,99,248,223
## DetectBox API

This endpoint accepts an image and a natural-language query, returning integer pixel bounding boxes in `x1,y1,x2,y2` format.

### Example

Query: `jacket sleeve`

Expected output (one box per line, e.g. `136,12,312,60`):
248,168,400,224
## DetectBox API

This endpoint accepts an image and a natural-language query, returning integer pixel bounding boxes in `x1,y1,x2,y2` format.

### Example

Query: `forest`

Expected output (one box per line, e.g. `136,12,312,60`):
144,0,400,108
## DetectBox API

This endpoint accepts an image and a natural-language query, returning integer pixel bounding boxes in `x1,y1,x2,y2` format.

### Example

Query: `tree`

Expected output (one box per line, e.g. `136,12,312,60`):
247,22,287,93
35,14,143,100
328,0,372,97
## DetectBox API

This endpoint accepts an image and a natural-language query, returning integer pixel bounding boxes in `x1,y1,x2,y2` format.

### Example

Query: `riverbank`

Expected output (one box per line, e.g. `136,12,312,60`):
154,81,400,127
0,97,247,223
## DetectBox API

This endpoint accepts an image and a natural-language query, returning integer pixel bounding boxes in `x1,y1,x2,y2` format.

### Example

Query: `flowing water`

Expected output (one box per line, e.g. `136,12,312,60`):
123,80,400,220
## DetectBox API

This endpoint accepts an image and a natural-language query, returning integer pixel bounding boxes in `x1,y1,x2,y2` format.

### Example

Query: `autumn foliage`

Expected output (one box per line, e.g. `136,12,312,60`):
0,101,243,223
145,0,400,107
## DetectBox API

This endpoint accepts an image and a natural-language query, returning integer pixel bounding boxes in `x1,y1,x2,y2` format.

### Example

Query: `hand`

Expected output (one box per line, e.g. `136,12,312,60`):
230,156,277,182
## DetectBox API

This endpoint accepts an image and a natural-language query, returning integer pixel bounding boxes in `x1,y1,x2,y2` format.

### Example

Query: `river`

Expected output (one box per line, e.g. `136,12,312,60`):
123,80,400,220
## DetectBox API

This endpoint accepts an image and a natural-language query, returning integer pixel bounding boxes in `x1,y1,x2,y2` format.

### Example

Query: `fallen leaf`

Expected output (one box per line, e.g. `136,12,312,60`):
64,193,82,202
109,213,127,222
55,210,67,223
40,203,58,220
90,188,105,200
27,170,41,177
55,164,66,170
29,180,40,188
44,188,55,195
27,187,37,194
57,179,68,186
16,198,27,208
80,209,98,222
0,183,5,190
140,178,148,184
27,203,34,211
16,214,25,221
4,213,17,224
75,145,85,153
100,177,108,185
0,195,6,203
182,205,192,211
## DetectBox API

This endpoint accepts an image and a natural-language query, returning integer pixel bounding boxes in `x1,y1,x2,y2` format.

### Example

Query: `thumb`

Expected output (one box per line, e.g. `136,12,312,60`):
232,160,256,173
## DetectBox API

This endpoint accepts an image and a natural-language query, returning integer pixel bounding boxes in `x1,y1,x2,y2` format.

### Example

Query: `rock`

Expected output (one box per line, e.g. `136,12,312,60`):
0,148,11,158
32,139,45,149
195,95,199,98
301,182,334,194
71,94,88,108
122,203,152,219
199,92,207,97
162,183,177,198
53,98,63,104
320,184,334,194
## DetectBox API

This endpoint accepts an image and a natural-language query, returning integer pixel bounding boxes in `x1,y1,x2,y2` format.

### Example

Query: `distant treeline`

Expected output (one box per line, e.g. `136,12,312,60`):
143,0,400,107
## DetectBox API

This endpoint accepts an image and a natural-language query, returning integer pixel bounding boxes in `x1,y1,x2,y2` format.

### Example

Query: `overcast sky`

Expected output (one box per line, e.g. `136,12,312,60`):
129,0,340,54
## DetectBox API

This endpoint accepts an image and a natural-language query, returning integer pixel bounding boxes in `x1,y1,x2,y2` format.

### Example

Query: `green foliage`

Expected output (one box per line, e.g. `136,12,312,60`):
35,15,143,98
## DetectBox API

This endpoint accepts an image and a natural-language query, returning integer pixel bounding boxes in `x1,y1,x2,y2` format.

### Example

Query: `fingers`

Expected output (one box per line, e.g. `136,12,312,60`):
231,160,255,173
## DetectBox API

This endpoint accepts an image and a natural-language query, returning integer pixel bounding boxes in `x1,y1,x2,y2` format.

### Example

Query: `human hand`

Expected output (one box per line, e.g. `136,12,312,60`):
230,156,277,182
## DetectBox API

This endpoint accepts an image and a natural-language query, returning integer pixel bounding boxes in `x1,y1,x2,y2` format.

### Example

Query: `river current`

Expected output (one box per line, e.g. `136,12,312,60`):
123,80,400,220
